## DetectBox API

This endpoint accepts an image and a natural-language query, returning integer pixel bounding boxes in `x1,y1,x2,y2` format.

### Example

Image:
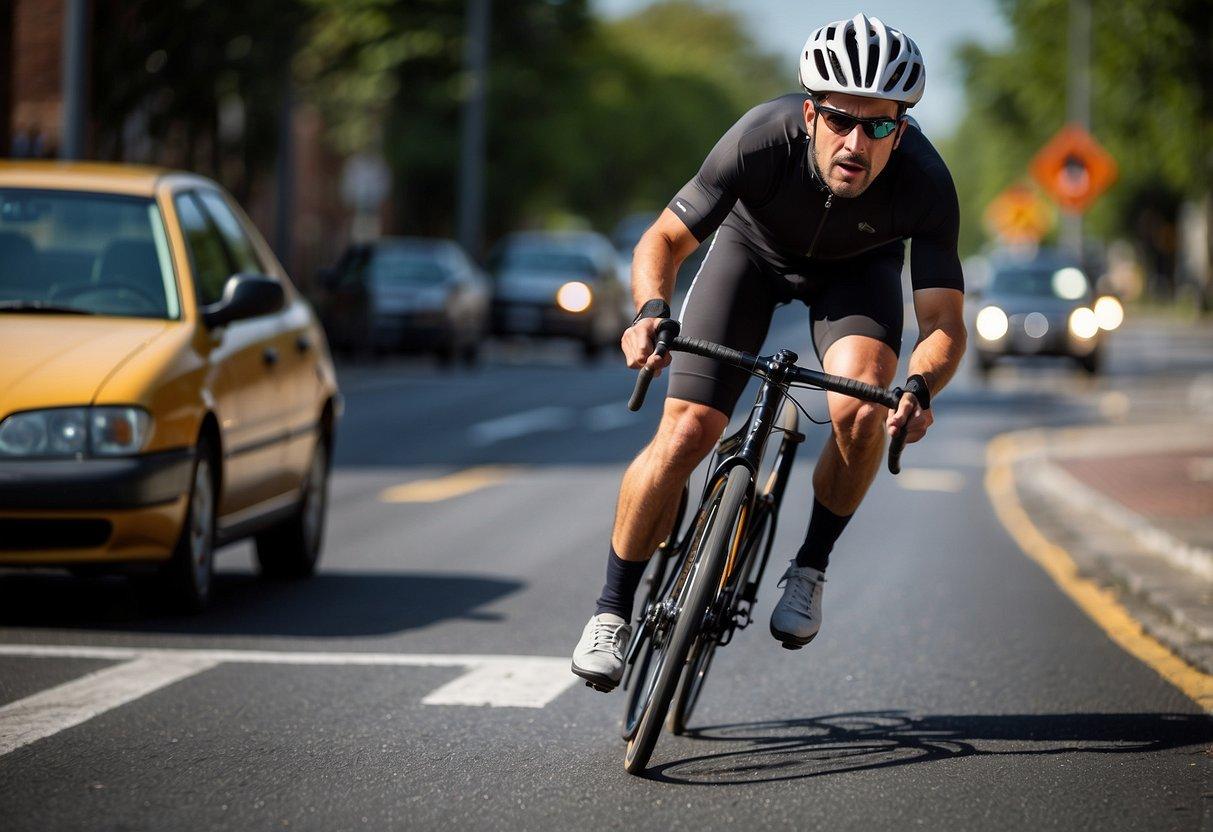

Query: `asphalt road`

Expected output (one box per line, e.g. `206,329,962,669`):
1,306,1210,831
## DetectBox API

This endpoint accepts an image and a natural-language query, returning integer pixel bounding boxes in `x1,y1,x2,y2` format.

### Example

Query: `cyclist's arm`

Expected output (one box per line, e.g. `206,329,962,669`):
630,209,701,313
907,287,967,395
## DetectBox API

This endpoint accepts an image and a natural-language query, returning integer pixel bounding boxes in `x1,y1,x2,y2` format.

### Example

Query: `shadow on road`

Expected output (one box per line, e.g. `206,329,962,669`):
0,571,522,637
648,711,1213,785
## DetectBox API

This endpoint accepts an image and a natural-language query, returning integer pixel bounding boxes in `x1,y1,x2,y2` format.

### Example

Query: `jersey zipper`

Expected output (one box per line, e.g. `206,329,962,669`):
806,192,833,257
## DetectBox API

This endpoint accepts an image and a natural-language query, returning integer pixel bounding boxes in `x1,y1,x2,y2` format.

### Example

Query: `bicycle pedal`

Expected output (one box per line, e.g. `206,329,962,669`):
585,680,616,693
780,642,804,651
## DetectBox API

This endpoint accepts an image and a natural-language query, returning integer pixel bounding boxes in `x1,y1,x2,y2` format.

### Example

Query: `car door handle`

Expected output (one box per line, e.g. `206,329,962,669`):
262,347,279,367
296,335,311,353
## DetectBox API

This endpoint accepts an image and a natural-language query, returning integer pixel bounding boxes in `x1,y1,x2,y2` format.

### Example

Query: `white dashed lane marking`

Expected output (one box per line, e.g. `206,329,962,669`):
0,644,578,756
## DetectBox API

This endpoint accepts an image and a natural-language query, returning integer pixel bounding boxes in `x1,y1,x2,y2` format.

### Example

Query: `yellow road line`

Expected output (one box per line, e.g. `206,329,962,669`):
985,432,1213,713
379,467,515,504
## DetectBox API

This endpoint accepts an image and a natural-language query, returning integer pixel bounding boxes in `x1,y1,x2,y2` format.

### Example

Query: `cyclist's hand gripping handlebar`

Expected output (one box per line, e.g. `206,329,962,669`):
628,319,681,412
886,385,907,476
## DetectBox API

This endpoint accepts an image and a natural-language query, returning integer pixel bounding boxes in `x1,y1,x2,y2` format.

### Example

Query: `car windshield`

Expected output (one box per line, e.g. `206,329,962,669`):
990,266,1089,300
0,188,179,319
370,250,449,286
498,248,596,276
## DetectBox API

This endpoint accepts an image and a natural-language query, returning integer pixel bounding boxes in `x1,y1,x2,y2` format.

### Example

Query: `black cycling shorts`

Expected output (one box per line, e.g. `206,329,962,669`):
669,227,905,417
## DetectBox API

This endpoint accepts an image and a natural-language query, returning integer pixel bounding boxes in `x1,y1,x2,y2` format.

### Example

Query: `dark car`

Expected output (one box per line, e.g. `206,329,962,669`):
970,252,1123,376
489,231,627,359
322,237,490,363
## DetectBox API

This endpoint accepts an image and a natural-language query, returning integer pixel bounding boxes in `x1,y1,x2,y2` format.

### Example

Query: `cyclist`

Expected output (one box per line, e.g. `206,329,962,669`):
572,13,967,690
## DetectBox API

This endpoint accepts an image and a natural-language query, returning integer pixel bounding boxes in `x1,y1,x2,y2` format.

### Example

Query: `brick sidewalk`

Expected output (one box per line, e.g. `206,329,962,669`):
1059,447,1213,552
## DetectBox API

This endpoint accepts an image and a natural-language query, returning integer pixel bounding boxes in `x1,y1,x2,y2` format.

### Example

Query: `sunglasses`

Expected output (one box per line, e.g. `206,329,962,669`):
813,101,901,140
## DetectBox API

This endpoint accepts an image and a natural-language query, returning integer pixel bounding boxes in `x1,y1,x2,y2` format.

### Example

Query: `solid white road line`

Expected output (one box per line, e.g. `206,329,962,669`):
0,653,219,757
469,407,575,446
896,468,967,492
585,401,641,432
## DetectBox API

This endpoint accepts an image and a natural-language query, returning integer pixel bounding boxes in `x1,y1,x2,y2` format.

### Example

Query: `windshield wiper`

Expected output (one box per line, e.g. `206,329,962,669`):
0,300,96,315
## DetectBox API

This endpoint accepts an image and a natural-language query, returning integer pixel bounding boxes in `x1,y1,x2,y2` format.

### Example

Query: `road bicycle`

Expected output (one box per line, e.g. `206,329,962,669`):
617,319,907,775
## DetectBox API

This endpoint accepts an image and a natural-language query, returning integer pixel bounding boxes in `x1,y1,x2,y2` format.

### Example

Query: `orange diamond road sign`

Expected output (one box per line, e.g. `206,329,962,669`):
984,183,1054,244
1030,123,1118,214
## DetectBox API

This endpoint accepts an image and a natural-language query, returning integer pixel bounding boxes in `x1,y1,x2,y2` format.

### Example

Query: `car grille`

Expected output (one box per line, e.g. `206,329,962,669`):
0,519,113,551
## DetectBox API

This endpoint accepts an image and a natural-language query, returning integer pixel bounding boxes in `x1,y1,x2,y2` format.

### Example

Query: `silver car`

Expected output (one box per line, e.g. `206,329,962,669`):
970,253,1123,375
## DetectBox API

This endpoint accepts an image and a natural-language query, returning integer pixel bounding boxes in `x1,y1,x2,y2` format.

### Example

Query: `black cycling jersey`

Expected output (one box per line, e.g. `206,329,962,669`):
668,93,964,293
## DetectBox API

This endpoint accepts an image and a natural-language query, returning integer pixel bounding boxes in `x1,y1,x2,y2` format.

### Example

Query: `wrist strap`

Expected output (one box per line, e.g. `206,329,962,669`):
903,374,931,410
632,298,671,324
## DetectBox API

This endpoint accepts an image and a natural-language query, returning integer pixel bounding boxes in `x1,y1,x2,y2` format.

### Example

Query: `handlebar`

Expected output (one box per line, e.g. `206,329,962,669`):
628,324,910,474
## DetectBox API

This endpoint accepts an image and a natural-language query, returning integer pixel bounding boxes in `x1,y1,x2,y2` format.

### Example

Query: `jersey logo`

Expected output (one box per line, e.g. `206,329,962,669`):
858,222,876,234
676,200,689,213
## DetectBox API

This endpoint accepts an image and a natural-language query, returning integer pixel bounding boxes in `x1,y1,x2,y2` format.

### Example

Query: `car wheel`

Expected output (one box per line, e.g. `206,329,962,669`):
461,339,481,367
161,436,217,613
255,437,329,579
1079,350,1101,375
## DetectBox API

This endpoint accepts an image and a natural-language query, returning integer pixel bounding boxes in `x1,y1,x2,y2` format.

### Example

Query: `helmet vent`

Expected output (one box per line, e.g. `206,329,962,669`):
827,48,848,86
883,62,907,93
814,49,830,81
864,47,878,87
904,64,922,93
825,25,836,40
888,38,902,62
845,30,863,85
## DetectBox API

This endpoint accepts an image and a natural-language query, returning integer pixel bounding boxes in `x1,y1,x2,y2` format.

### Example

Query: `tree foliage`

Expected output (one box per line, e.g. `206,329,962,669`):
941,0,1212,256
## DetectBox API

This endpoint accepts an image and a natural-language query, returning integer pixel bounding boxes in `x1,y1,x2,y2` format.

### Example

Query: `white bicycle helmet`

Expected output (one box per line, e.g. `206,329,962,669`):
798,13,926,106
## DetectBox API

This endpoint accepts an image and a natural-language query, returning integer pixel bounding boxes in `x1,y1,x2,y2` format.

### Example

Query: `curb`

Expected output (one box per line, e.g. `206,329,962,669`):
985,430,1213,713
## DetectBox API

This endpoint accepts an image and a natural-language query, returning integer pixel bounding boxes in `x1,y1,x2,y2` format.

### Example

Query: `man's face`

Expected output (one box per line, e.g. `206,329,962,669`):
804,93,906,198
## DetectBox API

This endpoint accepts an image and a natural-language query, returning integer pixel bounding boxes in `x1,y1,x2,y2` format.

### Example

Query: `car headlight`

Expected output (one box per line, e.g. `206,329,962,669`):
975,305,1009,341
556,281,592,313
0,407,151,458
1094,295,1124,331
1068,307,1100,340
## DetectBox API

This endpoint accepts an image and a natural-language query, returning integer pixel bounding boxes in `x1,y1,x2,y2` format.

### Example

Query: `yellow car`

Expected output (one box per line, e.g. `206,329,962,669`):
0,161,340,611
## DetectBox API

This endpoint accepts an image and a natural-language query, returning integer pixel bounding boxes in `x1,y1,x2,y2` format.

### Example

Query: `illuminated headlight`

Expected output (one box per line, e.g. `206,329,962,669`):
0,407,150,458
556,281,593,313
975,305,1009,341
1068,307,1100,340
1094,296,1124,330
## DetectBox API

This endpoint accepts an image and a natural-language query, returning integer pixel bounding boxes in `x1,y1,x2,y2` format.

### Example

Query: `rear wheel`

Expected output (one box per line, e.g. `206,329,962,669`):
623,468,750,775
256,438,330,579
161,436,217,613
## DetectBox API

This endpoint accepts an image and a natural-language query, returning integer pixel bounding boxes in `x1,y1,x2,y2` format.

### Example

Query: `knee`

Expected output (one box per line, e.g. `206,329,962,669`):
651,402,726,472
832,399,887,446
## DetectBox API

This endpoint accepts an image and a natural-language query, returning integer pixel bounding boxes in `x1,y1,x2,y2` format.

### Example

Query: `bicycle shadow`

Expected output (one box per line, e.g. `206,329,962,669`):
647,711,1213,785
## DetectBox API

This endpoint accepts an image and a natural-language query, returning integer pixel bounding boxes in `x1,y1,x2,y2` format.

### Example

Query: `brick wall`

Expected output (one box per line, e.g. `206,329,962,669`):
10,0,64,155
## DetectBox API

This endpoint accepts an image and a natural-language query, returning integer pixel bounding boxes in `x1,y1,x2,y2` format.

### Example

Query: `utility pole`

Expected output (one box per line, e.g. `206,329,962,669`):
1063,0,1091,258
457,0,491,259
60,0,88,159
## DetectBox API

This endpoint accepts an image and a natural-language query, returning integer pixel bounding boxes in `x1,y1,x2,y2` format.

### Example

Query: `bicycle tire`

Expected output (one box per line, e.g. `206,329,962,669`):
666,501,772,735
623,467,750,775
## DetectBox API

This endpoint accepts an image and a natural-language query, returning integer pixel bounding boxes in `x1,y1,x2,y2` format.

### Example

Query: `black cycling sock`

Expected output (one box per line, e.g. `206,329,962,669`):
595,546,648,621
795,499,853,571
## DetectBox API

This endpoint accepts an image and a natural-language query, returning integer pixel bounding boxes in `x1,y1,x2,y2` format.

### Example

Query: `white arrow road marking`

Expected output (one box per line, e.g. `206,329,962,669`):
0,645,579,755
469,407,576,446
0,652,219,757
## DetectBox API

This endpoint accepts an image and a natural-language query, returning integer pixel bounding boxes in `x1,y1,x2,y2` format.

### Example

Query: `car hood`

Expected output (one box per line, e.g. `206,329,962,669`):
0,316,170,416
494,269,594,303
977,295,1086,317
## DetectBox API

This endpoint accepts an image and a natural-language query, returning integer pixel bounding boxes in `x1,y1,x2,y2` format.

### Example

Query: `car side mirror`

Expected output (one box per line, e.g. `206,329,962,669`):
202,274,285,328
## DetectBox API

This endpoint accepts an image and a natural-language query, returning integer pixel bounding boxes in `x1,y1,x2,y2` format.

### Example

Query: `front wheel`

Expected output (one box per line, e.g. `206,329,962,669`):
256,438,330,579
623,467,750,775
160,436,217,613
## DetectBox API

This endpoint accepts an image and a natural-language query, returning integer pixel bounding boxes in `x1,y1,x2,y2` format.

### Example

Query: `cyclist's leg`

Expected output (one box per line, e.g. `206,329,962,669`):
770,243,903,647
808,240,904,539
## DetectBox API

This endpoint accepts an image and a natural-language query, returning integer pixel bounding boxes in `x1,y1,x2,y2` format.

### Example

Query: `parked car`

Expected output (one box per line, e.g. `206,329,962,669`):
489,230,627,359
969,250,1123,376
321,237,490,363
0,161,340,611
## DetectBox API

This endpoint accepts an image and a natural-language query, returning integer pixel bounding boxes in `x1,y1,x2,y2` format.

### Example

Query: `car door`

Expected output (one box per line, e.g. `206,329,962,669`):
195,189,321,494
175,190,289,518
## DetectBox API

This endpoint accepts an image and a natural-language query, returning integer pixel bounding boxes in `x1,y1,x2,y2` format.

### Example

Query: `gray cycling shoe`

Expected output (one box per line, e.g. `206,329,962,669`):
769,563,826,649
571,613,632,692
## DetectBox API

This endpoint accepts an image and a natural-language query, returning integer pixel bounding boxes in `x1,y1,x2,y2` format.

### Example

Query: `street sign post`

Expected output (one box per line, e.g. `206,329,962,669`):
1030,124,1118,214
